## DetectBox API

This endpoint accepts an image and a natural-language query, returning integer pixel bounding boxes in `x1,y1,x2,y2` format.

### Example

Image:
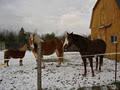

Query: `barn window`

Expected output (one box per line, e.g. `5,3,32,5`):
111,35,118,43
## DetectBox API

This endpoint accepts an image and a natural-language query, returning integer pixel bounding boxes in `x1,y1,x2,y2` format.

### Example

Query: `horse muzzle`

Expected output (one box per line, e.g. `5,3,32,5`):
63,45,69,52
29,44,34,50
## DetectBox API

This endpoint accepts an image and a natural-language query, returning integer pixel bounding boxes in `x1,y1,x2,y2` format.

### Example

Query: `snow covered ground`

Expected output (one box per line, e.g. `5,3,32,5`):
0,51,120,90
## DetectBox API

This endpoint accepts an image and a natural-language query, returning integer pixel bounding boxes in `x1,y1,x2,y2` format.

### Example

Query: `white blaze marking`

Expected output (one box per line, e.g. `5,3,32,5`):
30,34,34,41
29,34,34,49
63,36,69,47
31,44,34,49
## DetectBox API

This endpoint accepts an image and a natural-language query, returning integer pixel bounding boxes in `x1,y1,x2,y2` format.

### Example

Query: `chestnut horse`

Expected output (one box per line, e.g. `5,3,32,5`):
63,32,106,77
28,34,64,68
4,44,27,66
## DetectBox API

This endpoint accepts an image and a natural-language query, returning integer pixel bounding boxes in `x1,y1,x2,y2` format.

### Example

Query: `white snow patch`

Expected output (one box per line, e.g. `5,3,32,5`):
0,51,120,90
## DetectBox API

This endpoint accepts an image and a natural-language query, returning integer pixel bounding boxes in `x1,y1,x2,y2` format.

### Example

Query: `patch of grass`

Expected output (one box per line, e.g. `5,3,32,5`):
77,81,120,90
109,81,120,90
77,87,85,90
92,86,101,90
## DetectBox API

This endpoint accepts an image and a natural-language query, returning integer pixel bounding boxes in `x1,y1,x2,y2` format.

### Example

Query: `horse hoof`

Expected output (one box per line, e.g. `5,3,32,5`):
20,64,23,66
95,69,98,71
92,74,95,77
35,67,37,69
42,67,45,69
82,74,86,77
61,60,64,62
56,65,60,67
35,67,45,69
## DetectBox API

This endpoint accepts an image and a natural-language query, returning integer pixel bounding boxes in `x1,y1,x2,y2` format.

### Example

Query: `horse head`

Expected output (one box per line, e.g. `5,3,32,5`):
63,32,73,51
28,33,35,49
28,33,44,50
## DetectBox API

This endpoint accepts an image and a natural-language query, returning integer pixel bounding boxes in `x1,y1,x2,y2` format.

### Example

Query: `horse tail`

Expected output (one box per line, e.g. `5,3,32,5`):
4,51,9,64
4,51,6,63
4,51,8,59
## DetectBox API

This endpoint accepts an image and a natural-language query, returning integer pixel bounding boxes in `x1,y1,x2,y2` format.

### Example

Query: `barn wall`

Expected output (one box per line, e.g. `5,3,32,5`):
90,0,120,61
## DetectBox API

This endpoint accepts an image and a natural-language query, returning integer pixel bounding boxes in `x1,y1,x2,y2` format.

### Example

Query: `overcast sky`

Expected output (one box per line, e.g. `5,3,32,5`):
0,0,97,35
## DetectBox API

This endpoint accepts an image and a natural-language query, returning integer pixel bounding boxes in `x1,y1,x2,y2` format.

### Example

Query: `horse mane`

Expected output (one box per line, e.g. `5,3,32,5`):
34,43,38,49
18,44,27,51
33,34,44,44
72,34,91,45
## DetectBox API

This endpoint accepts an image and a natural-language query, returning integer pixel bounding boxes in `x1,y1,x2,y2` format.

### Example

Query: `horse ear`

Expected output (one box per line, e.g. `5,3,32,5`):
33,34,35,37
66,32,69,35
71,32,73,34
27,33,30,38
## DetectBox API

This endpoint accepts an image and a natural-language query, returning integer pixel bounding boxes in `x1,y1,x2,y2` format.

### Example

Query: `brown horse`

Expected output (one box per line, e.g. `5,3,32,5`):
63,32,106,77
28,34,64,68
4,44,27,66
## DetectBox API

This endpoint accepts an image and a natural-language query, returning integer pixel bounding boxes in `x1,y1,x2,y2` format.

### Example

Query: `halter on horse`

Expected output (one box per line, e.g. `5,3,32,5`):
63,32,106,77
28,33,64,68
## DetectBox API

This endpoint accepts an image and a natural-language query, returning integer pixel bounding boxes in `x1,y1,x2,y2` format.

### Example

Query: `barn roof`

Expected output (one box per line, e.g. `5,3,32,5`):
90,0,120,28
89,0,99,28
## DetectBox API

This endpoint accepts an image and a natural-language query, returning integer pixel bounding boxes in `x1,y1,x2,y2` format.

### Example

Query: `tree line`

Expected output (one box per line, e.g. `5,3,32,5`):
0,27,91,51
0,28,27,49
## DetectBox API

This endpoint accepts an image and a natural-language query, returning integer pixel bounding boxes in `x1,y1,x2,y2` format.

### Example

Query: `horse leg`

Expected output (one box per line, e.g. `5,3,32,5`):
4,60,9,66
35,59,38,69
7,60,9,66
89,58,95,77
35,55,45,69
82,57,87,77
56,49,63,67
99,55,104,71
32,50,38,59
32,51,39,69
56,49,61,67
41,56,45,69
96,56,99,71
19,59,23,66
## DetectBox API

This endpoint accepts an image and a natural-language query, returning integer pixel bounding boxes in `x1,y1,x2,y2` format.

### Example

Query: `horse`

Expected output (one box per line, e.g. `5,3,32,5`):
4,44,27,66
28,33,64,68
63,32,106,77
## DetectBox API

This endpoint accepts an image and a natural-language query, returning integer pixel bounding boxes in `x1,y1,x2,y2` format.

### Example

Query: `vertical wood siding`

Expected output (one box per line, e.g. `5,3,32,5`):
90,0,120,61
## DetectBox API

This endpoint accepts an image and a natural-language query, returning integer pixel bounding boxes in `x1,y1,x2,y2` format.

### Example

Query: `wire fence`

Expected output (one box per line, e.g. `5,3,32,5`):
2,51,120,61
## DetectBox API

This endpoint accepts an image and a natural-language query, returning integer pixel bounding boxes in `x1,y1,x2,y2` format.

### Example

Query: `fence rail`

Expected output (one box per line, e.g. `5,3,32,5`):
0,51,120,90
3,52,120,61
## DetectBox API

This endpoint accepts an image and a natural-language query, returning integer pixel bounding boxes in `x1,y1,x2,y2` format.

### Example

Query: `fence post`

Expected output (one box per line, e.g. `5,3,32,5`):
37,43,42,90
115,43,118,85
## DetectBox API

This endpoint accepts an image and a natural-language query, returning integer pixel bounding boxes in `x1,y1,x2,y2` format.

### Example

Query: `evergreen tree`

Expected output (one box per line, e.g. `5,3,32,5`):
18,27,28,47
0,31,5,42
41,32,58,41
5,31,17,49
